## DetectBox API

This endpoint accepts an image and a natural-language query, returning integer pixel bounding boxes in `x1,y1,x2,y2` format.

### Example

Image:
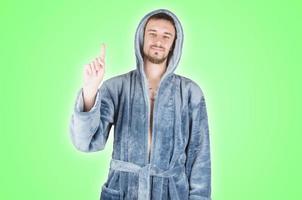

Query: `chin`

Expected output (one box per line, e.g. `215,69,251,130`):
151,50,166,56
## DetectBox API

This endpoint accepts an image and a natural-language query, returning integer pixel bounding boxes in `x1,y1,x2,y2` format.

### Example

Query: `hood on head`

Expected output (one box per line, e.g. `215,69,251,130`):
134,8,184,81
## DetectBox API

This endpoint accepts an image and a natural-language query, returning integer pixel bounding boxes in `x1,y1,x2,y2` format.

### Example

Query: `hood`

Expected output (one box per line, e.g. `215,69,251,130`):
134,8,184,82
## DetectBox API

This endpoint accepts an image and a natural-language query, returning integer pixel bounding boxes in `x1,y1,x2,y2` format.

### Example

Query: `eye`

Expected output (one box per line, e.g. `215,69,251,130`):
149,33,156,37
163,36,170,39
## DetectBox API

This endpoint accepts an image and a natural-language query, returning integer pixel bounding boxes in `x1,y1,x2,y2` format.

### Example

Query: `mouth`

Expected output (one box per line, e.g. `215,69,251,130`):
151,46,164,51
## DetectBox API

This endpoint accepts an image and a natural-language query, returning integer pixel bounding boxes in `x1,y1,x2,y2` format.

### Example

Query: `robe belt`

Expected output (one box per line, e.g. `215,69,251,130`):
110,159,185,200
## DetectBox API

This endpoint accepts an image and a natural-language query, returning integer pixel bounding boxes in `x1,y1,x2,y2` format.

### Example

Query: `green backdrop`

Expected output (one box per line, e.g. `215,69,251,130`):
1,0,301,199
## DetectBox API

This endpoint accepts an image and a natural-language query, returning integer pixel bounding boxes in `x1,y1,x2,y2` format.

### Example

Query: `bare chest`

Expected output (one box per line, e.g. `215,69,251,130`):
148,81,159,159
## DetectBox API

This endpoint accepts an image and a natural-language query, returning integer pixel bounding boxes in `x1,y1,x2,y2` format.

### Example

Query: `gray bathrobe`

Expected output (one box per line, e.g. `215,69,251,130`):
69,8,211,200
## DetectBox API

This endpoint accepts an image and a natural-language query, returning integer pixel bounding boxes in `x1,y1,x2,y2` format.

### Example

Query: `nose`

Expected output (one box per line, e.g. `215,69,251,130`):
154,36,165,46
155,40,162,46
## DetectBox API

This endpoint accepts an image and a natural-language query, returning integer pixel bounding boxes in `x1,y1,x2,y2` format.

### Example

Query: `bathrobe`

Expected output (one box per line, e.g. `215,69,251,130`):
69,8,211,200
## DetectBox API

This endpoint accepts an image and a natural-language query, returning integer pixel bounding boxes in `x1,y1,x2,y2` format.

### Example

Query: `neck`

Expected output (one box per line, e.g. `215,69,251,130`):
143,59,167,81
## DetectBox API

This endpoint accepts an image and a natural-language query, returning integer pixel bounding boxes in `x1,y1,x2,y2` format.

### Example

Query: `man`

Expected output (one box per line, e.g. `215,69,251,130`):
69,8,211,200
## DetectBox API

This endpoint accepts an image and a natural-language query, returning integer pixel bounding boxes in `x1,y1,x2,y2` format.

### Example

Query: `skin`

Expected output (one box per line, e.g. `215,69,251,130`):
82,44,106,112
142,18,176,83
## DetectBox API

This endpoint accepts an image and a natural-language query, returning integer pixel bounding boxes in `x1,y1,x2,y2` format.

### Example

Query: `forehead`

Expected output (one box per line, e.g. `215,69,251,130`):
145,18,176,34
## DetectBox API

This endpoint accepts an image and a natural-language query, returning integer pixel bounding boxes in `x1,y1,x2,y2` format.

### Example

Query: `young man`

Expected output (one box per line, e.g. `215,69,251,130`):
69,8,211,200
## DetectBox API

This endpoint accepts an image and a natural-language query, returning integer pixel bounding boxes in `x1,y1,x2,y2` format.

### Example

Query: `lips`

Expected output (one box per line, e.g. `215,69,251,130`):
151,46,164,51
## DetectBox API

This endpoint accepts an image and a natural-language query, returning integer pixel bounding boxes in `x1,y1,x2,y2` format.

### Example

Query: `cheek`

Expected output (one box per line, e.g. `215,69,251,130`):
143,41,150,50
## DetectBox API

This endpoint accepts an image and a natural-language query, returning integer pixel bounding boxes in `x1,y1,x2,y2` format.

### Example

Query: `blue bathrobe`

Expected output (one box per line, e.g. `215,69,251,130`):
69,8,211,200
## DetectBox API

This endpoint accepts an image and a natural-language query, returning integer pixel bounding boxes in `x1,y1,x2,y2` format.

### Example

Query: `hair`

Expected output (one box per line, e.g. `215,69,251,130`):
143,12,177,64
146,13,176,28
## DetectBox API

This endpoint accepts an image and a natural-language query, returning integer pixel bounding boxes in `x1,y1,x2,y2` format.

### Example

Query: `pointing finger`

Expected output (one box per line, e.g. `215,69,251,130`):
100,43,106,60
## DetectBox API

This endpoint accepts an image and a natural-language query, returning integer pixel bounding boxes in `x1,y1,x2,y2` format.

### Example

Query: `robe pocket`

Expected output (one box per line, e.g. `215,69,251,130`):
100,184,123,200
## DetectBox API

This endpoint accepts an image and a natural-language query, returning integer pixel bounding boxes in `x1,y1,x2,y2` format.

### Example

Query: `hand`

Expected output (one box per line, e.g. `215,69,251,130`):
82,43,106,96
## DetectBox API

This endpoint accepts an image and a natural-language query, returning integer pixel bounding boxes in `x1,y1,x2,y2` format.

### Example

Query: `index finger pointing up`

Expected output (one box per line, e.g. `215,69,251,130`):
100,43,106,60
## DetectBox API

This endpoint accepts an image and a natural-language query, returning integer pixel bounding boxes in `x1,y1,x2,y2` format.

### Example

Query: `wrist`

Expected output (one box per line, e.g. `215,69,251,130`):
82,87,98,99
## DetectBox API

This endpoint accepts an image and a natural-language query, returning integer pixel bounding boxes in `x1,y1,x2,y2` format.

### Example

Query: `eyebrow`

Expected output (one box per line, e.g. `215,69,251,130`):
146,29,174,36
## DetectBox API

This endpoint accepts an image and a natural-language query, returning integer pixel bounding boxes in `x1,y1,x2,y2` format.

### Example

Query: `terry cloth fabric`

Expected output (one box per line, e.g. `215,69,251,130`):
69,8,212,200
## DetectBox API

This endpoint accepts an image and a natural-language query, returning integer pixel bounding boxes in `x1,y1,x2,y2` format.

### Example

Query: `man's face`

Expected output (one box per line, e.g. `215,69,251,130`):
143,18,176,64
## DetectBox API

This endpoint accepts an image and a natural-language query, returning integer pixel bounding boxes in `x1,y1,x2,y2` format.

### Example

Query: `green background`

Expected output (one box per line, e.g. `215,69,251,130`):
1,0,301,199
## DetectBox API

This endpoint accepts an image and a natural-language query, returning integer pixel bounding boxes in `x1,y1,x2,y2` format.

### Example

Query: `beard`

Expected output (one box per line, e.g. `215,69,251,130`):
143,47,169,64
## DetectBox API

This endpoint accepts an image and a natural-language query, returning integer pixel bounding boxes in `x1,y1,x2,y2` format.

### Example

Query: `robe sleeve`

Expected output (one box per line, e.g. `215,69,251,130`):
186,84,212,200
69,82,115,152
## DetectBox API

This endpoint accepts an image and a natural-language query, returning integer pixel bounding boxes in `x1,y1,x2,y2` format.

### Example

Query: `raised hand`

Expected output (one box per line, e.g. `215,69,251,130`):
82,43,106,111
82,43,106,97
